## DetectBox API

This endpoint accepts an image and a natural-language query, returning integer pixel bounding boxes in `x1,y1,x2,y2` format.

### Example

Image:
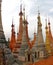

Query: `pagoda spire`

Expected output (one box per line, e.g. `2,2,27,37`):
12,4,23,58
0,0,6,43
23,7,31,48
48,19,53,54
26,16,32,49
37,10,44,45
48,19,52,43
45,19,51,55
0,0,3,32
9,21,16,51
31,11,46,61
26,16,28,39
23,6,25,21
17,4,23,44
18,7,29,61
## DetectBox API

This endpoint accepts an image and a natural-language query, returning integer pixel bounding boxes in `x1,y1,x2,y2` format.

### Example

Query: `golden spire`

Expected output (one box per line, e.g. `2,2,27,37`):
48,19,52,36
48,19,52,40
45,19,51,55
48,19,53,55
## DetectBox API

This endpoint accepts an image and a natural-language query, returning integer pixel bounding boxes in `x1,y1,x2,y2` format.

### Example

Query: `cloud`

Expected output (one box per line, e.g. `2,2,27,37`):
45,0,53,4
49,8,53,13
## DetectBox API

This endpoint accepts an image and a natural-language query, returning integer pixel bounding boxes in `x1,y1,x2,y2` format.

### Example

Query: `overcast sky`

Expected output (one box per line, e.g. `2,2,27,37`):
2,0,53,40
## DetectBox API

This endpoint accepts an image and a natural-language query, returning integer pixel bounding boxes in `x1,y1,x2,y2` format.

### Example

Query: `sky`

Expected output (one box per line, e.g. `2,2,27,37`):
2,0,53,41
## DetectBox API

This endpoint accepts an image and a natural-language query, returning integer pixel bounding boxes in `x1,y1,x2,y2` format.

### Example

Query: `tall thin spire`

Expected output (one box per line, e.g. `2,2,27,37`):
9,20,16,51
48,19,53,55
20,4,22,12
18,7,29,62
13,4,23,58
17,4,23,43
32,12,46,60
23,6,25,21
0,0,3,32
38,6,40,16
37,9,41,23
48,19,52,39
23,7,31,48
0,0,6,43
45,19,48,30
45,19,51,55
37,10,44,45
19,4,23,16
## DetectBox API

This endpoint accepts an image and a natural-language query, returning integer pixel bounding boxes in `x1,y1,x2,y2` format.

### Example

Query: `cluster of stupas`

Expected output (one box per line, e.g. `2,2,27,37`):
10,5,36,53
9,4,53,65
9,4,34,52
0,0,53,64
